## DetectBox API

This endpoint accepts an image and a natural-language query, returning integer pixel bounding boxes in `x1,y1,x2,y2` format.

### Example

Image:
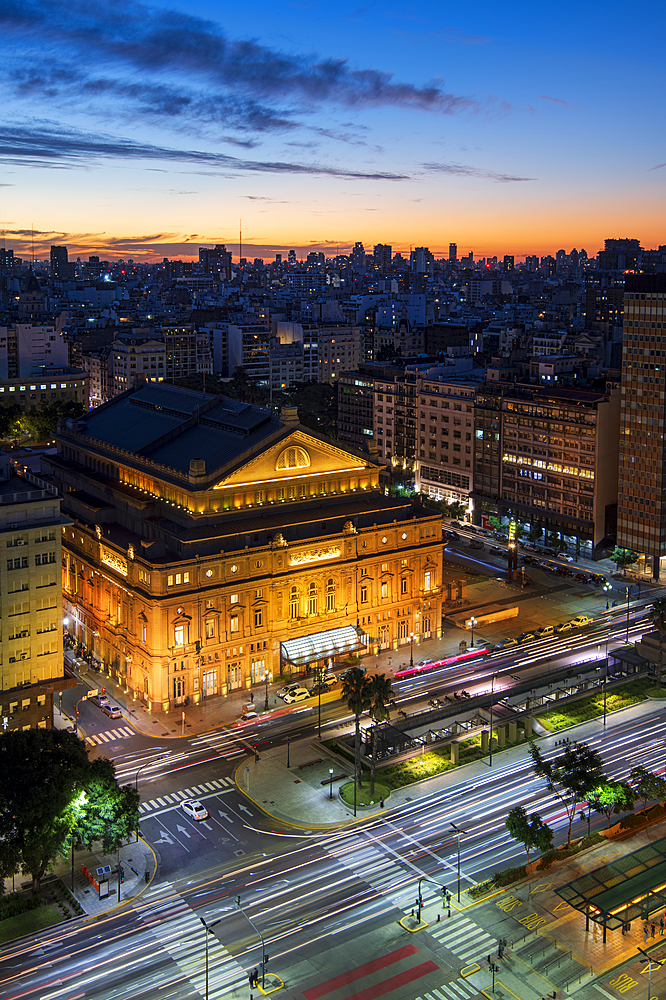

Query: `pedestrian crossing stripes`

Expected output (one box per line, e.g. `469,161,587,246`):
416,978,480,1000
141,893,246,1000
427,914,497,964
138,776,234,813
85,726,134,745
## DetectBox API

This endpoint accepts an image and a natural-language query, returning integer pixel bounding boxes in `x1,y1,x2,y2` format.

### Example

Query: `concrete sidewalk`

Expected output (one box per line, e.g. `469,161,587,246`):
50,836,156,916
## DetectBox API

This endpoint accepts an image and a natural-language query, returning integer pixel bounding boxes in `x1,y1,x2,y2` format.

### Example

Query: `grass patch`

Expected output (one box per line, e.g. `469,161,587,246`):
0,903,63,943
538,678,653,732
340,781,390,806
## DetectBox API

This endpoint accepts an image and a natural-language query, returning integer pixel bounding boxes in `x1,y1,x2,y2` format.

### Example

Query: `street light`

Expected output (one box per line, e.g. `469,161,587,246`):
638,948,663,1000
603,582,612,611
200,915,222,1000
236,896,270,990
329,768,334,799
409,631,415,668
262,669,273,712
626,585,632,643
450,822,467,902
487,673,497,766
469,616,478,648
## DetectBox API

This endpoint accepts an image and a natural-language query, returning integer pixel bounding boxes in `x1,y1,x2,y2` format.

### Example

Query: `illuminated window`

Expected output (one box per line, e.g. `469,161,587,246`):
381,582,388,599
424,570,432,591
401,578,408,594
230,593,239,604
290,586,299,620
230,615,239,633
308,582,318,616
276,447,310,470
254,609,263,628
174,625,185,646
205,620,214,639
326,578,335,612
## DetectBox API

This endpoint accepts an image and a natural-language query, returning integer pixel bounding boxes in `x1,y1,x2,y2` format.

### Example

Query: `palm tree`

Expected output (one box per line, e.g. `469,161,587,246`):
341,668,371,803
648,599,666,690
367,673,395,795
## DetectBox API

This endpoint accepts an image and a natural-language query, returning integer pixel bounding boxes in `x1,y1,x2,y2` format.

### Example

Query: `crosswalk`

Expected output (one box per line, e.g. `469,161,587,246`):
427,913,497,965
138,776,235,814
85,726,134,745
324,835,496,967
324,834,443,911
141,893,246,999
415,979,479,1000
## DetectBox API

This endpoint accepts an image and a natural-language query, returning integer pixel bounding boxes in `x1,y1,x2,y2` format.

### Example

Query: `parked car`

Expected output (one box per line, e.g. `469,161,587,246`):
466,525,478,534
569,615,593,628
521,542,538,551
322,672,338,685
450,521,462,529
521,555,537,566
556,621,573,633
241,703,258,719
277,682,302,699
283,687,311,704
574,572,588,582
339,665,366,679
499,637,519,649
468,539,484,550
557,554,574,563
182,799,209,821
90,694,110,708
102,704,122,719
516,632,537,643
591,574,607,585
494,533,508,542
443,530,460,542
489,546,504,556
310,682,331,696
536,625,556,637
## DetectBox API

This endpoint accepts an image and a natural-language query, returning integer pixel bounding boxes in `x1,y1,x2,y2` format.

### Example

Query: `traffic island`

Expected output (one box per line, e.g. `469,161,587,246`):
257,973,284,994
399,913,429,933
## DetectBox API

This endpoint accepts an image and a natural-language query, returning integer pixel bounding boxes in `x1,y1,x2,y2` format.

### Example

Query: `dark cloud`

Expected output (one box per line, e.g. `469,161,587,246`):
423,161,536,182
0,120,410,179
0,0,476,114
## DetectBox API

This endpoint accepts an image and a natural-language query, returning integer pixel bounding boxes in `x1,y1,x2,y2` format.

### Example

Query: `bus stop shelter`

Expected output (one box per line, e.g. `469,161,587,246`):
556,836,666,942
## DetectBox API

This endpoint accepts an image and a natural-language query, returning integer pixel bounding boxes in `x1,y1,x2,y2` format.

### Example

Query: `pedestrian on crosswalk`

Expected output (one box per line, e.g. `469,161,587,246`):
651,922,656,938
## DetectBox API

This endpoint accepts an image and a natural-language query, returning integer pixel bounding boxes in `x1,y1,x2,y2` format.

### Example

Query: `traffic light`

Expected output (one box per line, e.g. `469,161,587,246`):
119,865,125,884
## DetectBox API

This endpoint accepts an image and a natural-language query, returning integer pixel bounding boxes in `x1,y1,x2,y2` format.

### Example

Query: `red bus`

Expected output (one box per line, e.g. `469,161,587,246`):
394,647,490,680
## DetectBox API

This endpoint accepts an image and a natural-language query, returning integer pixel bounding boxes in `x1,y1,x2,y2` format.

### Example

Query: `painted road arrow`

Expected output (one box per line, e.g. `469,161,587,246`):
176,825,192,838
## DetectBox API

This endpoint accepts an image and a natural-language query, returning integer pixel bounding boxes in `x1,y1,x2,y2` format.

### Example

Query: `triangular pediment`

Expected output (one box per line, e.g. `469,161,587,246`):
212,430,377,490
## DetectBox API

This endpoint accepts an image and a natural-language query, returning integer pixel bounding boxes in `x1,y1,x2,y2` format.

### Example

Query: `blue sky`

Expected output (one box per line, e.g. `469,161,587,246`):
0,0,664,260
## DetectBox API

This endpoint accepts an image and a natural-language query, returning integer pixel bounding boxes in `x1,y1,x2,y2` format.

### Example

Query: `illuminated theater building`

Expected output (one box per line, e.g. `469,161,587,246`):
43,384,444,713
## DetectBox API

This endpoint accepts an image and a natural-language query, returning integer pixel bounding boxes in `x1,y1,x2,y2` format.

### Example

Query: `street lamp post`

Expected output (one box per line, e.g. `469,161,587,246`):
236,897,270,990
409,632,415,668
469,616,478,649
604,582,612,611
626,585,632,643
286,736,291,769
329,768,334,799
200,916,222,1000
262,670,273,712
488,674,496,766
638,948,663,1000
450,822,467,902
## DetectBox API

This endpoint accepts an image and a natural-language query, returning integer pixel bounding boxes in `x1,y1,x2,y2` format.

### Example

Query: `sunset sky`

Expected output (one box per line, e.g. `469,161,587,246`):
0,0,664,262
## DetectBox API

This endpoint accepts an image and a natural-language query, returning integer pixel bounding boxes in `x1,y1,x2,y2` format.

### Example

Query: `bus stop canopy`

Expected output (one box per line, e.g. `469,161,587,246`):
281,626,366,667
556,836,666,932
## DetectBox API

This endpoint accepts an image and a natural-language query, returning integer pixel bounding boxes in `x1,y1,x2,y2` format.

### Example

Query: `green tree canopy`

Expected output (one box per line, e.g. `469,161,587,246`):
18,399,85,442
0,729,139,891
0,402,22,438
630,765,666,811
341,668,371,790
366,673,395,795
611,546,639,576
505,806,554,863
529,739,605,846
588,781,636,828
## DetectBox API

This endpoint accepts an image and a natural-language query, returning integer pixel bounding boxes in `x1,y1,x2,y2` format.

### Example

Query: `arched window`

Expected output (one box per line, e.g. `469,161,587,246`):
326,578,335,612
308,582,318,616
289,586,299,620
276,447,310,471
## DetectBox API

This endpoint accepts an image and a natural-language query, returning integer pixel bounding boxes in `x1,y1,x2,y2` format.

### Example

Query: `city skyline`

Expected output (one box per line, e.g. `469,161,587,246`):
0,0,664,261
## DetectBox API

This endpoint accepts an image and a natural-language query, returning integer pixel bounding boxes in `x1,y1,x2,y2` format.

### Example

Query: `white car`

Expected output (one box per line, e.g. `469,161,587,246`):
277,682,302,700
181,799,209,821
283,687,310,704
557,554,574,563
89,693,110,707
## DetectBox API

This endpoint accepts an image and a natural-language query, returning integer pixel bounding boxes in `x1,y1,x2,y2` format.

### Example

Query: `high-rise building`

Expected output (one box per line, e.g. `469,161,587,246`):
198,245,232,280
0,455,74,731
617,274,666,578
373,244,392,270
503,255,515,272
449,243,458,262
50,245,74,281
351,242,366,271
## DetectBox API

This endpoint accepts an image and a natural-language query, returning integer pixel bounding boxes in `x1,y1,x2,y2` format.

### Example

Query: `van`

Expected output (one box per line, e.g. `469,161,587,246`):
241,703,258,719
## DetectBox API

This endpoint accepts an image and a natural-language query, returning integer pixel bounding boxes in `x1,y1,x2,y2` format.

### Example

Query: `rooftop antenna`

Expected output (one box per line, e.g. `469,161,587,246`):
239,219,242,264
31,224,35,268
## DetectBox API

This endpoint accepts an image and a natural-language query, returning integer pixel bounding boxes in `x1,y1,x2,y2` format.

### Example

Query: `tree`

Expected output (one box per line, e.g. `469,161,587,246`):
341,668,371,790
19,400,85,442
366,673,395,795
505,806,553,863
630,765,666,811
0,729,139,891
611,546,639,577
588,781,636,829
71,757,140,852
648,599,666,690
528,523,543,543
529,739,604,846
0,402,22,438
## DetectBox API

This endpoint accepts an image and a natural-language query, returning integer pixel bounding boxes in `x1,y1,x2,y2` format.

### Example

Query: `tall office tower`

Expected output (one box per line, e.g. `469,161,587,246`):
288,248,297,266
198,244,232,280
449,243,458,262
503,255,514,272
373,244,392,269
50,245,73,281
617,273,666,579
351,242,366,271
